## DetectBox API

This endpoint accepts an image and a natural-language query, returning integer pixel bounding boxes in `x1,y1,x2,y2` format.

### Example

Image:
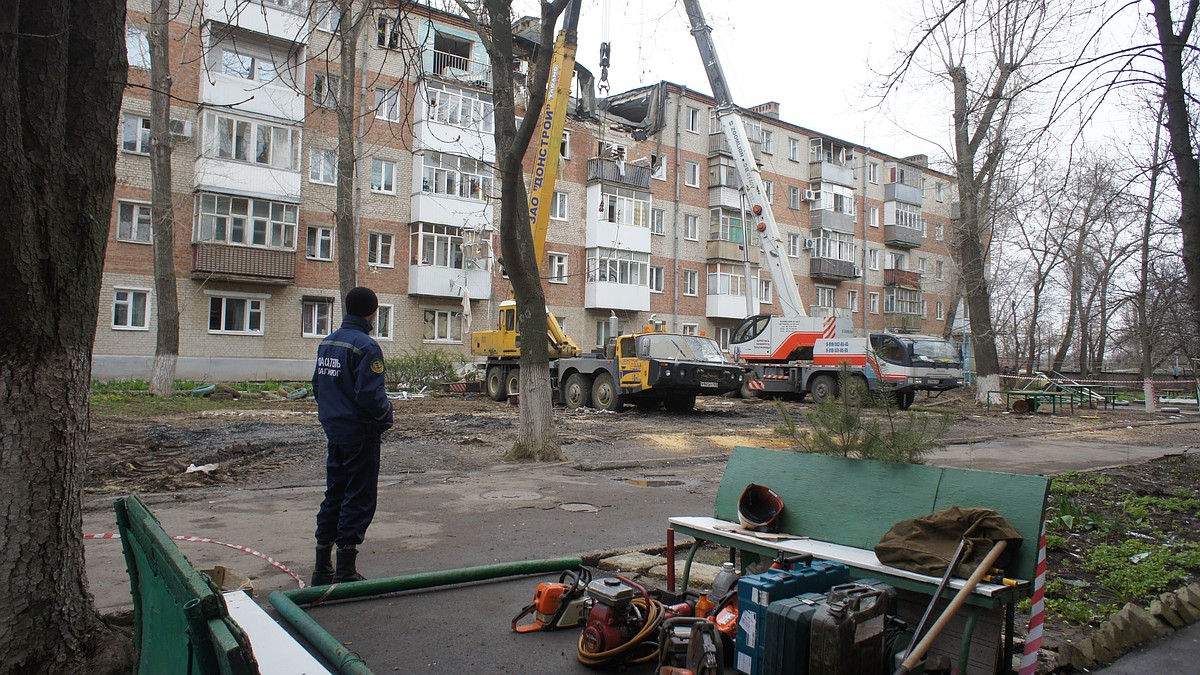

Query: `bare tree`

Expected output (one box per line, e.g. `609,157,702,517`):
148,0,181,396
0,1,136,671
330,0,367,298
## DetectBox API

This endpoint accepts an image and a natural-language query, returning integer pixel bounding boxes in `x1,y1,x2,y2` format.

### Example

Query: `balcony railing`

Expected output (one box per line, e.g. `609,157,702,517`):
191,243,294,284
884,312,923,332
809,208,856,234
706,239,759,264
429,50,492,88
809,258,856,281
587,158,651,189
884,224,924,248
885,181,923,205
884,268,922,289
810,161,855,188
708,132,762,159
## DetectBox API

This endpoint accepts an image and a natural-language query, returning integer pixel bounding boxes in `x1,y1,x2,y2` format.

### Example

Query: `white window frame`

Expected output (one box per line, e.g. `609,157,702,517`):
718,327,731,350
787,233,801,258
788,186,801,210
763,179,774,202
761,129,773,154
306,225,333,261
935,182,945,202
650,207,665,236
313,72,340,108
371,158,396,194
112,287,150,330
121,114,151,154
869,292,880,314
869,205,879,228
206,293,266,335
548,252,569,284
126,25,150,69
314,0,342,33
788,137,801,162
936,301,945,320
193,192,297,250
421,151,494,202
868,248,880,271
372,304,394,340
848,289,859,313
550,191,569,220
935,260,944,280
649,265,665,293
423,309,463,343
368,231,395,268
682,269,699,296
816,286,835,308
758,278,772,304
301,298,334,338
202,111,300,171
684,160,700,188
309,148,337,185
681,323,699,336
410,223,466,269
867,161,880,184
684,106,700,133
117,201,153,244
375,86,402,122
684,214,699,241
935,223,945,241
560,130,571,159
426,81,494,133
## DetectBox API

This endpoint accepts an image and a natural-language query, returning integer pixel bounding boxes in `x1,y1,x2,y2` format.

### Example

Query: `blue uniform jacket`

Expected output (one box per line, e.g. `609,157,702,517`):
312,315,394,443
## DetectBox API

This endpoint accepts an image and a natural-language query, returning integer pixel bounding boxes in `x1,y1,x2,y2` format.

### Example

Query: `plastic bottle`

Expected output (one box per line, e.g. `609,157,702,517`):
710,561,740,602
694,593,716,617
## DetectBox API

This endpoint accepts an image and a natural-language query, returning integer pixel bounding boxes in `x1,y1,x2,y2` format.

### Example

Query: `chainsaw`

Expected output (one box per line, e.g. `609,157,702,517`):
512,568,591,633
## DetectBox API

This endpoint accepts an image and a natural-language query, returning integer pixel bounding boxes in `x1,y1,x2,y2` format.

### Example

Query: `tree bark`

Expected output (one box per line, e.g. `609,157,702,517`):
335,0,363,298
149,0,179,396
0,1,134,671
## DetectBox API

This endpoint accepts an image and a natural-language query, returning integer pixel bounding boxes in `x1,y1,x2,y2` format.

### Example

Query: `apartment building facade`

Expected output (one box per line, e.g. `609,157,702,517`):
97,0,958,381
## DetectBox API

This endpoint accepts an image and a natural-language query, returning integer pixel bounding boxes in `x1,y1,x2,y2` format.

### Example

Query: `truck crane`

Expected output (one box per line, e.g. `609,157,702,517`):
680,0,964,408
470,0,745,411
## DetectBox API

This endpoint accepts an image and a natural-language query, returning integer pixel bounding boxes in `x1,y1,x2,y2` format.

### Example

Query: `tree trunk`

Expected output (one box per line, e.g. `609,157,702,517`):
1139,99,1166,412
1151,0,1200,349
335,0,362,299
149,0,179,396
0,1,134,671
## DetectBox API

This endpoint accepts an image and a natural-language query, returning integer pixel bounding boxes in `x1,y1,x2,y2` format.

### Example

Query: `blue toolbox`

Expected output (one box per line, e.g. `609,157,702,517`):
735,561,849,675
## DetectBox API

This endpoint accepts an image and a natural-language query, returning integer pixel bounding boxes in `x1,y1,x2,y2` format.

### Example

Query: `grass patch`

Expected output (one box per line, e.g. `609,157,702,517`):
1081,539,1200,605
1050,471,1111,497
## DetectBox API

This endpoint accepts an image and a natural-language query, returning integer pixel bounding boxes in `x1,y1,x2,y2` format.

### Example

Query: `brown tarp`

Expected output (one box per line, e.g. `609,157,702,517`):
874,506,1023,577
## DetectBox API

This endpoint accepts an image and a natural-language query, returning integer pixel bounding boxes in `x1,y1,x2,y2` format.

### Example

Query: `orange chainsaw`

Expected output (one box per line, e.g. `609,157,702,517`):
512,568,591,633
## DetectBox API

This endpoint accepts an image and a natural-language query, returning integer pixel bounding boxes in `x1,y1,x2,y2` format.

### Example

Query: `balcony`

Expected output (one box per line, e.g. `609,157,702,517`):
809,161,855,188
199,73,305,122
708,186,743,210
410,193,493,233
708,132,762,160
707,293,758,319
884,224,923,248
884,312,923,332
884,269,922,289
808,306,852,318
585,281,650,312
408,264,492,301
809,208,856,234
203,0,308,43
809,258,857,281
706,239,759,264
191,243,294,284
425,49,492,89
885,181,923,205
587,158,651,189
194,157,302,201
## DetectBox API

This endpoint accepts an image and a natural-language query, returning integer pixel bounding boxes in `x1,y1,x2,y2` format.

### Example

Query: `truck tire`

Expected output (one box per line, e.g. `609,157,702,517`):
899,390,916,410
486,367,507,401
664,394,696,413
810,374,837,404
505,368,521,397
591,372,622,412
562,373,592,408
740,378,761,400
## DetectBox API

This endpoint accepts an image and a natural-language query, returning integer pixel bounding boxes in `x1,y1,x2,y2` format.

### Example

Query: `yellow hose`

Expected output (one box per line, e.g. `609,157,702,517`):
576,598,666,667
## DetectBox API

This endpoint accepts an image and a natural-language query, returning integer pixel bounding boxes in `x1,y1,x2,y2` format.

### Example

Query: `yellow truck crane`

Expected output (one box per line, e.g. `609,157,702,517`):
471,0,744,411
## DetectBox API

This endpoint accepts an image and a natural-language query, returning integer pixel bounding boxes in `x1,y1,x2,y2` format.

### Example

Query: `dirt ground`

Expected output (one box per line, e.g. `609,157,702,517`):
86,387,1200,669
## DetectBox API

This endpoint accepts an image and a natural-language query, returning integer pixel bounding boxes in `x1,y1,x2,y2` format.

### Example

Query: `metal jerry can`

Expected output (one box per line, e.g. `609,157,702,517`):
807,583,887,675
761,591,826,675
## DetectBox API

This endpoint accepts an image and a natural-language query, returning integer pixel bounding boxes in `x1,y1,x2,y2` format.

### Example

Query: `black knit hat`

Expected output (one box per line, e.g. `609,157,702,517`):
345,287,379,318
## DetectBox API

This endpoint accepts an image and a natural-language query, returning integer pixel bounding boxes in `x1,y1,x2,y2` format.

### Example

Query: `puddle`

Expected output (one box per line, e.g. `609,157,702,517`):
623,478,684,487
480,490,542,501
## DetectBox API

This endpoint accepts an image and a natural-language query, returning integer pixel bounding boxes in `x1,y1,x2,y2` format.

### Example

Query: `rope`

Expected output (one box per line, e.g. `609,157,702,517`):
84,532,306,588
1018,524,1048,675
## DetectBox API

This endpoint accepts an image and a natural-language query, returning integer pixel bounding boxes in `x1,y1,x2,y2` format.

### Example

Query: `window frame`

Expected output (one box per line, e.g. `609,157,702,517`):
423,309,464,344
371,157,396,194
309,147,337,185
126,25,150,69
306,225,333,261
869,292,880,314
683,214,699,241
550,191,569,221
313,72,341,108
848,289,860,313
649,265,665,293
548,252,569,284
372,304,394,340
301,298,334,338
684,106,701,133
112,287,151,330
121,114,151,154
117,201,153,244
207,294,266,335
375,86,402,122
368,231,395,268
682,269,699,296
684,160,700,188
788,137,801,162
650,207,665,236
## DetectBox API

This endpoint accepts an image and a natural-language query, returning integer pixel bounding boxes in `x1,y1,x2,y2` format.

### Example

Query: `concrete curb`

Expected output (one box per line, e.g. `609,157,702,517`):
1054,582,1200,671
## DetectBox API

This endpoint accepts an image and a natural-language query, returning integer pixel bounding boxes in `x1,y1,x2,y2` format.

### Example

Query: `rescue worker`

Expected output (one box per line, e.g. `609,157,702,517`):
310,286,393,585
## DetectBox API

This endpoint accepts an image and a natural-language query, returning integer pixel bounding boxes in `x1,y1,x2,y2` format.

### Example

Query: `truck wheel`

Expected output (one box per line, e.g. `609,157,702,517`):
563,373,592,408
810,374,837,404
898,390,916,410
664,394,696,413
740,378,761,400
844,376,869,407
505,368,521,396
486,367,506,401
591,372,622,412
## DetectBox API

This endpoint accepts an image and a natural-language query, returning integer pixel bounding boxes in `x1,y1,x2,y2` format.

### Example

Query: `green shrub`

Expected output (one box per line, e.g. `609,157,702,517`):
384,348,467,390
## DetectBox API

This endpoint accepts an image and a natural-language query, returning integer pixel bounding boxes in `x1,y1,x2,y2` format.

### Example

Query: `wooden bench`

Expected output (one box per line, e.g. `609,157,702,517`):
115,496,330,675
666,447,1050,674
987,389,1076,414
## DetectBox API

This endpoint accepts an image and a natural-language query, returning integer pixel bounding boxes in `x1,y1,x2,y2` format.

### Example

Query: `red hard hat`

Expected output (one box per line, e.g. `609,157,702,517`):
738,484,784,532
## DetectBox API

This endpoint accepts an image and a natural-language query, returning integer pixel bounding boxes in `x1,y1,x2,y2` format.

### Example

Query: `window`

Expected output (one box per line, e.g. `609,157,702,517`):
218,43,288,85
718,327,731,350
868,248,880,270
682,270,699,296
788,186,801,210
306,226,332,261
935,260,944,280
649,265,665,293
208,295,264,334
887,251,907,270
812,229,856,262
867,161,879,184
600,184,650,228
788,233,801,258
816,286,835,308
684,214,699,241
309,148,336,184
194,193,297,249
681,323,699,336
422,151,494,201
424,310,463,343
410,224,464,268
371,158,396,193
118,202,152,243
685,106,700,133
376,16,400,49
550,191,568,220
112,288,149,329
684,161,700,188
375,87,402,122
302,298,333,337
368,232,394,267
893,201,923,231
758,278,772,304
126,26,150,69
936,301,945,320
587,249,649,285
788,137,801,162
869,205,879,228
918,257,927,275
548,253,568,283
598,141,627,159
426,81,494,133
761,130,773,154
314,0,342,32
651,154,666,180
313,72,340,108
373,304,394,340
708,263,746,296
596,320,616,348
885,288,923,315
650,207,665,236
935,223,944,241
935,182,945,202
763,180,774,202
121,114,151,154
869,292,880,314
560,130,571,159
848,290,859,313
202,112,300,170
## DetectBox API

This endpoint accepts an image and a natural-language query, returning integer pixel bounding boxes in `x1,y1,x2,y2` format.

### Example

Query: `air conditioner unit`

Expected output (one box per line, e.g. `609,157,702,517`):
803,238,817,251
803,189,816,201
168,119,193,139
853,266,863,277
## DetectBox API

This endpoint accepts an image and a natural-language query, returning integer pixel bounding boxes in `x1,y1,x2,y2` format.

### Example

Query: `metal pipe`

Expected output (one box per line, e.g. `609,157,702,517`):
269,590,373,675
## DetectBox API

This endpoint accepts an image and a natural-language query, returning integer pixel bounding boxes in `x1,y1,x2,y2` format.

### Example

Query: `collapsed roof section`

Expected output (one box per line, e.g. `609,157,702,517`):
511,15,597,120
599,83,670,138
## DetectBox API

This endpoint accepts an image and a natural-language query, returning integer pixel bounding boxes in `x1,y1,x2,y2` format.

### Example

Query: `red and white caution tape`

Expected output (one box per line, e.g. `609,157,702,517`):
1001,373,1198,387
84,532,305,588
1018,524,1048,675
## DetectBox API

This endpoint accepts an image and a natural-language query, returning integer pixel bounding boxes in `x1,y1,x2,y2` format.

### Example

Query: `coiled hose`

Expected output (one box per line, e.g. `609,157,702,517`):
576,596,667,668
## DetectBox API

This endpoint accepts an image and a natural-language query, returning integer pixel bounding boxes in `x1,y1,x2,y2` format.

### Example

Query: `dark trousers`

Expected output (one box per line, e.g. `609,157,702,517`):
315,436,381,546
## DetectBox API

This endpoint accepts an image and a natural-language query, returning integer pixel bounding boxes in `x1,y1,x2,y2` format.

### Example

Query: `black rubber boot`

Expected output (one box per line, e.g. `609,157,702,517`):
333,545,367,583
310,544,334,587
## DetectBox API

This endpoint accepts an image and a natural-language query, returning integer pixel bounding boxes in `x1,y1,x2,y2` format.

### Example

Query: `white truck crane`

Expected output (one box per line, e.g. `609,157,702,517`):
680,0,964,408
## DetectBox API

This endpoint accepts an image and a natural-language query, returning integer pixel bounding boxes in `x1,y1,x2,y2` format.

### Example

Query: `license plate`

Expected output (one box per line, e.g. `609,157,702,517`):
701,381,718,388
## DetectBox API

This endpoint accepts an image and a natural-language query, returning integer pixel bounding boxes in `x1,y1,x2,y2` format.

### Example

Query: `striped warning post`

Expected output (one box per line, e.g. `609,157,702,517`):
1019,523,1048,674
